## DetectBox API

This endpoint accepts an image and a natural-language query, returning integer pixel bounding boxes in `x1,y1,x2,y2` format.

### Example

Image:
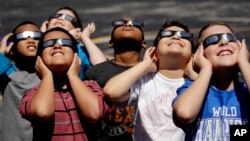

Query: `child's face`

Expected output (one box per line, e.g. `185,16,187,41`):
48,9,76,31
41,31,75,73
15,24,40,57
200,25,239,69
156,26,192,62
112,17,144,43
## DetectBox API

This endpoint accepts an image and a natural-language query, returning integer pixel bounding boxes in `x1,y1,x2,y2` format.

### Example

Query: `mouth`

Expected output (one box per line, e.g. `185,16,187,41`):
217,49,233,56
27,45,37,51
54,22,64,27
168,42,183,47
52,51,64,56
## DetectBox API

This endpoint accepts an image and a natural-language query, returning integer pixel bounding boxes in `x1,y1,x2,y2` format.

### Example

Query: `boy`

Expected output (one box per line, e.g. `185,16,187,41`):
20,27,109,141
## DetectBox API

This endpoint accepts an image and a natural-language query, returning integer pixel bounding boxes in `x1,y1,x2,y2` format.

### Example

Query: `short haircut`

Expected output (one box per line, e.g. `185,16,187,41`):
153,20,195,53
37,27,78,55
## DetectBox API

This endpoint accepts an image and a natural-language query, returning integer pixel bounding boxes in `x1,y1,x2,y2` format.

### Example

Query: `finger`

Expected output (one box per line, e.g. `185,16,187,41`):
6,42,14,52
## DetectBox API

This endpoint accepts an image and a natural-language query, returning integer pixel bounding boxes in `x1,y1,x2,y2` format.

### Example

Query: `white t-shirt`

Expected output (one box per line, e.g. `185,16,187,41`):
130,72,186,141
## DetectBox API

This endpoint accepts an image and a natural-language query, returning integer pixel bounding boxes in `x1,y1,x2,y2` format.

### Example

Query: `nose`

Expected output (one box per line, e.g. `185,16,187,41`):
171,33,180,40
26,37,35,42
218,38,228,46
53,43,62,48
124,21,132,27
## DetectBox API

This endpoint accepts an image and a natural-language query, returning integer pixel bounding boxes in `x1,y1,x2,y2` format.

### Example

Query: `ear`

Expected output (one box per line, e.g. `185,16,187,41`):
141,41,147,49
108,40,113,48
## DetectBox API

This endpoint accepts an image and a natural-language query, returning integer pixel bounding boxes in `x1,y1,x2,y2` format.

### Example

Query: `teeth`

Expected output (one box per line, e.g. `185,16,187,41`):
169,42,181,47
27,46,36,50
219,50,232,56
53,52,63,56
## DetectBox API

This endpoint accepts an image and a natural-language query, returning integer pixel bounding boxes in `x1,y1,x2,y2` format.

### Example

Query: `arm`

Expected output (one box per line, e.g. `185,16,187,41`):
0,33,15,75
28,56,55,121
173,46,212,123
67,53,102,122
237,39,250,92
80,23,106,65
104,47,157,102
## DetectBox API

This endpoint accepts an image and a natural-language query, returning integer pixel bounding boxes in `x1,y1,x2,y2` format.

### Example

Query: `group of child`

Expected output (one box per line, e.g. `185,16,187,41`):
0,6,249,141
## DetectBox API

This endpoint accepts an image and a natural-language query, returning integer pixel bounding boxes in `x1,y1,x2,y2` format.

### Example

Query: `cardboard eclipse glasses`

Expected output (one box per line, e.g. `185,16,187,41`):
203,33,237,48
112,20,144,28
160,30,193,40
14,31,42,40
50,13,78,27
43,38,72,48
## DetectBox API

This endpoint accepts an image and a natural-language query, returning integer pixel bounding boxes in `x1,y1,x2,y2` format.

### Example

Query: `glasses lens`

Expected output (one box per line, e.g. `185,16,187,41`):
131,20,144,27
160,30,192,40
161,31,174,37
203,33,236,48
43,38,72,48
16,31,42,40
112,20,144,27
222,33,236,42
112,20,125,26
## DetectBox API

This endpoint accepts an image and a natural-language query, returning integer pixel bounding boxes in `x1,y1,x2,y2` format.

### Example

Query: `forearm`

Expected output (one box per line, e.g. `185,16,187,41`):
239,61,250,92
104,60,151,101
0,53,12,75
68,75,100,122
173,68,212,123
81,37,106,65
29,74,55,121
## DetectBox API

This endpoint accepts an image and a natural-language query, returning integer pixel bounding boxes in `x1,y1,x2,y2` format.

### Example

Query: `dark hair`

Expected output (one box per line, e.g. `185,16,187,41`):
49,6,82,29
197,21,234,46
37,27,78,55
11,21,40,54
153,20,195,53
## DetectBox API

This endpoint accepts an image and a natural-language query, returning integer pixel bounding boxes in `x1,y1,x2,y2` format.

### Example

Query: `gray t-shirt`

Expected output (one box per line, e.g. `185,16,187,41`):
1,69,40,141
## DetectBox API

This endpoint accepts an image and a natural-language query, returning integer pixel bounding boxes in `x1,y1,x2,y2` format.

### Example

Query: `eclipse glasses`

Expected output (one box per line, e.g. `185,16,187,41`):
203,33,237,48
43,38,73,48
14,31,42,40
112,20,144,28
50,13,79,27
160,30,193,40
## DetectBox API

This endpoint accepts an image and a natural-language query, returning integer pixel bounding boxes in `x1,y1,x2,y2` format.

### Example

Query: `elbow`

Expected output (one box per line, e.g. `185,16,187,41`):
30,107,54,121
85,109,101,123
173,107,195,124
103,86,119,100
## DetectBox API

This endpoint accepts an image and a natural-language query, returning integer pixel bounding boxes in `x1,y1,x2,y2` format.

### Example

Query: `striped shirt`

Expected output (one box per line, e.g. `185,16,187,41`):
20,80,109,141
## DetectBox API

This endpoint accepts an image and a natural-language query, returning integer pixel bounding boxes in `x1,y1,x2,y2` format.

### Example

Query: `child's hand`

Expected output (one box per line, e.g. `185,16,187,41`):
237,39,250,65
67,53,81,77
184,56,198,80
81,22,95,40
35,56,52,79
40,20,49,33
143,47,158,73
193,44,212,72
69,28,82,42
0,33,14,55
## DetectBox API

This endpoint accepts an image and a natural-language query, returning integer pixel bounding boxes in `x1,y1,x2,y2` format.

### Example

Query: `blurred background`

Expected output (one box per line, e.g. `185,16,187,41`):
1,0,250,135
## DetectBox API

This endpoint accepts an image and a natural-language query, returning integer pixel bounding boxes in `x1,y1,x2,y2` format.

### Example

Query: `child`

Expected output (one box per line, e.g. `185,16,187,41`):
173,21,250,141
20,27,109,141
85,17,146,141
41,6,106,79
0,21,41,141
104,20,194,141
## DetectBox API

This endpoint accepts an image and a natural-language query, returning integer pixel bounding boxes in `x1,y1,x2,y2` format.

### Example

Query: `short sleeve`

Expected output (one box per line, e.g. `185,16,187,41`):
20,87,38,120
83,80,110,119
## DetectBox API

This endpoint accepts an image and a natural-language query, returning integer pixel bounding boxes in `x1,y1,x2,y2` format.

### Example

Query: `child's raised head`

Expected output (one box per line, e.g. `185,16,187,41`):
11,21,41,60
38,27,77,74
109,16,146,53
47,6,82,31
153,20,194,69
197,22,239,70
